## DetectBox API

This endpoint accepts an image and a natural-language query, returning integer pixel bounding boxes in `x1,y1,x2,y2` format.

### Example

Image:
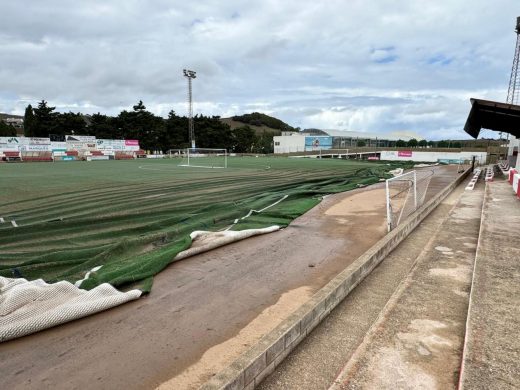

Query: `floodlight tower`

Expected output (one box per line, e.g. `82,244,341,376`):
506,17,520,105
183,69,197,148
505,18,520,144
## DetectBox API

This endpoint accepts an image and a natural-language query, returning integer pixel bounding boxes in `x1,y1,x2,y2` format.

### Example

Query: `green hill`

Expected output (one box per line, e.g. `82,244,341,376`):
220,112,297,136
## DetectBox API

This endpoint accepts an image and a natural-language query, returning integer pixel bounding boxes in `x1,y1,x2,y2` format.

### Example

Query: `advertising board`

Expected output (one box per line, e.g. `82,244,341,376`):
304,136,333,151
20,144,51,152
96,139,125,151
0,137,24,146
51,142,67,150
398,150,413,157
438,159,462,164
67,142,97,151
66,135,96,143
28,137,51,145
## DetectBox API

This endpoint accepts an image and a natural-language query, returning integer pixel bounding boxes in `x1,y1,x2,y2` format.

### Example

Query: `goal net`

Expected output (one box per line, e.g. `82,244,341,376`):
173,148,228,168
385,169,434,232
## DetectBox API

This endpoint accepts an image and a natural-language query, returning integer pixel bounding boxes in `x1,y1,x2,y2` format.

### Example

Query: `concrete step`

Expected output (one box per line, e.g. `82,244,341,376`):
458,179,520,390
259,177,485,389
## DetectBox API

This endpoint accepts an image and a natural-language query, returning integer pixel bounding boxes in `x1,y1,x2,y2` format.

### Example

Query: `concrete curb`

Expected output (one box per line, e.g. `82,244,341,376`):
201,169,471,390
457,180,488,389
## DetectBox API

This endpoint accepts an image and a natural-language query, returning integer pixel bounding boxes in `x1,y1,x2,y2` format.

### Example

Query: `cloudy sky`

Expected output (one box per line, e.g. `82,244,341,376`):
1,1,518,139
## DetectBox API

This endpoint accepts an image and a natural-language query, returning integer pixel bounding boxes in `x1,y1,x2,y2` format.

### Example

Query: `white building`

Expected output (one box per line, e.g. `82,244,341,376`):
274,130,413,154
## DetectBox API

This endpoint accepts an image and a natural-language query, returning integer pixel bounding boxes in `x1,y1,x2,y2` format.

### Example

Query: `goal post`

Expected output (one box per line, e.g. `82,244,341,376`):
385,169,434,232
176,148,228,168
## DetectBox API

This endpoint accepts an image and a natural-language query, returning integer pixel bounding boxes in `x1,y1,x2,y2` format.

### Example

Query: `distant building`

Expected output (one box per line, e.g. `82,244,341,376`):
274,130,412,154
1,116,24,135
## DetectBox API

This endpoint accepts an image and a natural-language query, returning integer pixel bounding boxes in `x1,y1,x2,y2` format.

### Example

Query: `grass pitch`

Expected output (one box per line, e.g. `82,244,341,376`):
0,157,406,292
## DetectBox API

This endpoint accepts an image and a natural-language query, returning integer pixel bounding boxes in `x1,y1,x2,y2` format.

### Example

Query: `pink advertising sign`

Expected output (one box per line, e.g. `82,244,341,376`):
398,150,413,157
125,140,139,146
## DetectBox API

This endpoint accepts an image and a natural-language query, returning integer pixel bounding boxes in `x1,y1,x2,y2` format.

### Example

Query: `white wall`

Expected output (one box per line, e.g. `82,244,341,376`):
380,150,487,164
507,136,520,170
274,135,305,153
508,136,518,156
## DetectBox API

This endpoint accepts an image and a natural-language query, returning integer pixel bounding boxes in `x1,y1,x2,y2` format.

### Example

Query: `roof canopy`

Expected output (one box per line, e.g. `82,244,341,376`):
464,98,520,138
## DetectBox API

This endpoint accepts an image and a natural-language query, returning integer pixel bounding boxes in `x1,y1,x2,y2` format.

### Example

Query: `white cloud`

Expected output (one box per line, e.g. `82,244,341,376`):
0,0,517,139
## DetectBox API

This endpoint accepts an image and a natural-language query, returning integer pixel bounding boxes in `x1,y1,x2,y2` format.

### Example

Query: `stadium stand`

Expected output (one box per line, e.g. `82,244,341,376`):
1,151,21,162
21,151,53,162
465,168,481,190
499,160,510,173
115,151,134,160
484,165,494,182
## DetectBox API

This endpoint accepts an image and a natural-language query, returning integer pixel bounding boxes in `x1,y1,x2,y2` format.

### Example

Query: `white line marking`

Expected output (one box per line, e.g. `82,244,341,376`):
225,194,289,231
75,265,103,287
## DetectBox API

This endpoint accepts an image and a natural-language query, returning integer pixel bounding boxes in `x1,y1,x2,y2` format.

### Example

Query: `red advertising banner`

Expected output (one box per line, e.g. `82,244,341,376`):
125,140,139,146
367,156,380,160
398,150,413,157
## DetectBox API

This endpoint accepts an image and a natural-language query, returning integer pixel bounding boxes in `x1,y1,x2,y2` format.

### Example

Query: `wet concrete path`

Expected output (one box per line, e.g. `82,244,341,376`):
260,170,483,390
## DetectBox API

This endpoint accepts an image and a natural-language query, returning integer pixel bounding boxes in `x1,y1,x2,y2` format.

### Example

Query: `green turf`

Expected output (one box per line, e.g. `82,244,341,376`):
0,157,410,292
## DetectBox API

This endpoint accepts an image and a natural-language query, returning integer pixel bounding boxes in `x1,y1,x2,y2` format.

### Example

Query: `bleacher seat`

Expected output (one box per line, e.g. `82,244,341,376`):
3,151,21,161
115,151,134,160
21,151,53,162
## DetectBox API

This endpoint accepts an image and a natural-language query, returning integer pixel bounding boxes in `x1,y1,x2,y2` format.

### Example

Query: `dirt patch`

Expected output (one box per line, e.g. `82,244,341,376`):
158,286,313,389
325,188,386,215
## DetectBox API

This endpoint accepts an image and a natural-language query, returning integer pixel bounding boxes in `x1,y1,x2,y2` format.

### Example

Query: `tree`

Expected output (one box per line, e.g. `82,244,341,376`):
133,100,146,112
418,139,428,148
396,139,407,147
357,140,366,147
427,140,436,147
0,120,16,136
437,140,448,147
53,112,87,136
116,101,166,150
452,141,462,148
231,126,257,153
24,104,35,137
255,131,274,154
407,138,418,147
193,115,233,149
162,110,188,150
89,113,119,139
32,100,58,137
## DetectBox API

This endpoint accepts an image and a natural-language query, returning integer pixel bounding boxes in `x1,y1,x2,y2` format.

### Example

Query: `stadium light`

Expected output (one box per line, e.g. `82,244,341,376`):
183,69,197,148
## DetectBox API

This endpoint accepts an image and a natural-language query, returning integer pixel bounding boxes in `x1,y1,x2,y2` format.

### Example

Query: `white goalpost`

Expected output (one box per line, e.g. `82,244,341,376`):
385,169,435,232
171,148,228,168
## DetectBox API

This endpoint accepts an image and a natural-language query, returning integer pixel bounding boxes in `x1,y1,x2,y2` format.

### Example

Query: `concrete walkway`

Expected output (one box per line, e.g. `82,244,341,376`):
459,179,520,389
260,176,485,389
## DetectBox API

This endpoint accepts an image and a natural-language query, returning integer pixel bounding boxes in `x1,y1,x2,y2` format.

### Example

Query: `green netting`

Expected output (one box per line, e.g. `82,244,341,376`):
0,157,412,292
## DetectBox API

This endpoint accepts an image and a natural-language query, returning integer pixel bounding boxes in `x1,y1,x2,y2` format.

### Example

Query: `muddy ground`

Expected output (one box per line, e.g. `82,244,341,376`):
0,165,461,390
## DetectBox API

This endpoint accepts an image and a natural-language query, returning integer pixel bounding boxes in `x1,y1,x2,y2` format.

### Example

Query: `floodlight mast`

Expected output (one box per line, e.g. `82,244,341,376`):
506,17,520,105
183,69,197,148
504,17,520,141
